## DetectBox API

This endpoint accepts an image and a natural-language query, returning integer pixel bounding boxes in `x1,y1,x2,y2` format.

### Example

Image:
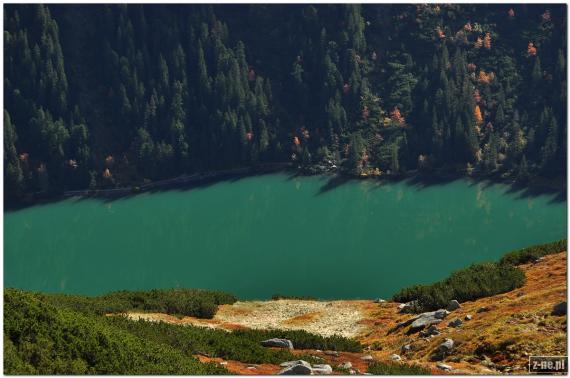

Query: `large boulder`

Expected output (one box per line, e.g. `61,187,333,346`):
312,364,333,375
406,309,449,334
447,300,461,311
552,301,567,316
262,338,294,349
278,360,312,375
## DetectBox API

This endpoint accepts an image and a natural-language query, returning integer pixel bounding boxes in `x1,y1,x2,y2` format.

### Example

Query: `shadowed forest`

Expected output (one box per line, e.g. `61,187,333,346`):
4,4,566,204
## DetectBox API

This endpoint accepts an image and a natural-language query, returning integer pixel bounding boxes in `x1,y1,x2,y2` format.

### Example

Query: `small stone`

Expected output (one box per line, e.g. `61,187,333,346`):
390,354,402,361
552,301,567,316
324,351,339,357
247,366,256,370
448,318,463,328
361,355,374,362
465,314,473,321
477,306,489,313
420,324,440,338
374,298,386,303
401,344,411,353
339,362,352,370
312,364,333,375
439,338,454,352
447,300,461,311
219,361,227,366
436,363,453,371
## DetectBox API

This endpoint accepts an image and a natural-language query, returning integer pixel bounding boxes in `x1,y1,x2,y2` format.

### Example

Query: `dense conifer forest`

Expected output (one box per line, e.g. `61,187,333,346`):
4,4,567,202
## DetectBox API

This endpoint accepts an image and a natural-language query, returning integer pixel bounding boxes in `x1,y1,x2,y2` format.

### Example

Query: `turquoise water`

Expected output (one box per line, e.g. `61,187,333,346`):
4,174,567,299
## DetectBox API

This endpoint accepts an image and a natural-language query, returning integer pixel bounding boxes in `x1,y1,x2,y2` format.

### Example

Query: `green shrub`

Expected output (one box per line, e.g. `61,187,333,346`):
39,288,237,318
233,329,363,352
4,289,229,375
499,239,566,266
367,361,431,375
393,262,525,312
391,240,566,313
105,316,297,365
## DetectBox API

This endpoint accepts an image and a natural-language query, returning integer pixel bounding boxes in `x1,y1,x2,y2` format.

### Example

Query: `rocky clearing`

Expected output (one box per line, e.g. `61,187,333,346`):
123,251,567,375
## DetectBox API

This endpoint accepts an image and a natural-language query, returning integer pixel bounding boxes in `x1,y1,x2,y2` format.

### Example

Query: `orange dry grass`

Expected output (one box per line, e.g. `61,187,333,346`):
357,252,567,374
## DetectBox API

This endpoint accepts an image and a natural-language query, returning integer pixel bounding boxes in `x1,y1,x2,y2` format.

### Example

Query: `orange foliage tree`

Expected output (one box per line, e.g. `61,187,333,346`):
474,105,483,125
478,70,495,84
390,107,405,126
483,32,491,49
474,37,483,49
527,42,537,57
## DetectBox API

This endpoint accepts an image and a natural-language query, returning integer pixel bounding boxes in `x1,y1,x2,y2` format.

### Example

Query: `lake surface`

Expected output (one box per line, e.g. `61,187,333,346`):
4,174,567,299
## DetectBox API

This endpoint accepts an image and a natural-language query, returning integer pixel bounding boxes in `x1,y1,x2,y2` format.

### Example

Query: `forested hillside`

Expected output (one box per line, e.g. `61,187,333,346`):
4,4,566,201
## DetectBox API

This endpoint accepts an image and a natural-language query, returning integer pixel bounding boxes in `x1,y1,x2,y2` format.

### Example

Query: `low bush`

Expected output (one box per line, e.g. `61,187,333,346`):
392,262,525,312
392,240,567,313
106,316,298,365
499,239,566,266
367,361,431,375
233,328,363,352
4,289,229,375
39,288,237,318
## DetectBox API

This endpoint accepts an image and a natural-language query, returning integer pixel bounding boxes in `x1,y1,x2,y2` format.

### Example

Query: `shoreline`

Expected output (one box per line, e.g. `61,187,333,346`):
5,163,566,211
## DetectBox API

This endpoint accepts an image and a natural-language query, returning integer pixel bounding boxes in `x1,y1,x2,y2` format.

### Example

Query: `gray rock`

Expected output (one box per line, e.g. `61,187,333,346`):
552,301,567,316
448,318,463,328
465,314,473,321
312,364,333,375
401,344,411,353
390,354,402,361
262,338,294,349
313,364,332,375
477,306,489,313
349,369,357,375
361,355,374,362
324,351,339,357
447,300,461,311
339,362,352,370
406,309,449,334
278,361,312,375
219,361,227,366
398,301,418,313
420,324,440,337
439,338,454,352
374,298,386,303
247,366,257,370
434,309,450,319
437,363,453,371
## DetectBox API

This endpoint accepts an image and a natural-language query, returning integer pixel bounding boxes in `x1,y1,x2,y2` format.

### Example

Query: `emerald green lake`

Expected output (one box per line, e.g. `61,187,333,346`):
4,174,567,299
